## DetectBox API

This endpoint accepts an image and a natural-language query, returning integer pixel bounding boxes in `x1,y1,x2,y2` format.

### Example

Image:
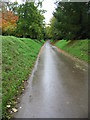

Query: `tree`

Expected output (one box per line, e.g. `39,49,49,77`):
8,1,19,14
1,9,18,35
16,2,44,40
0,1,18,35
50,16,61,40
50,2,89,40
44,25,52,39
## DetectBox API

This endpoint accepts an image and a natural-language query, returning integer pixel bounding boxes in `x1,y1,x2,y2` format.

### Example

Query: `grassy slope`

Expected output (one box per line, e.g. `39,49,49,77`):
55,40,88,62
2,36,44,118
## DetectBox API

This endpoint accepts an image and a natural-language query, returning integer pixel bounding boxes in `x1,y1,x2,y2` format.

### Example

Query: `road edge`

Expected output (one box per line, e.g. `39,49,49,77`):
52,45,88,71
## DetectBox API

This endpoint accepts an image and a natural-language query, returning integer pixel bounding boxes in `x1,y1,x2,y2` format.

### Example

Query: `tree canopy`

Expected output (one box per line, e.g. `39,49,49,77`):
1,1,90,40
50,2,90,40
1,1,45,40
16,2,45,39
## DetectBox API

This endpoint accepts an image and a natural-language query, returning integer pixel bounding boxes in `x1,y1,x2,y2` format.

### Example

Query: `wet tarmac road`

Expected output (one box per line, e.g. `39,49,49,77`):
14,41,88,118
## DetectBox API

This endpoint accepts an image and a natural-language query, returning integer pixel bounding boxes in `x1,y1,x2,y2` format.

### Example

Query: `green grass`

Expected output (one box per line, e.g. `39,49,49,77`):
55,40,88,62
2,36,44,118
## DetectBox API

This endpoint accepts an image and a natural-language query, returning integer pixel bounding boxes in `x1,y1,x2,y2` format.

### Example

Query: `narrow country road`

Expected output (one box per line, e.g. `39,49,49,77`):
14,41,88,118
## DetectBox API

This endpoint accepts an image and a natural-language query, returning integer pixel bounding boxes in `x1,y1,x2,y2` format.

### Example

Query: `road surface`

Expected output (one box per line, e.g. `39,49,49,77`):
14,41,88,118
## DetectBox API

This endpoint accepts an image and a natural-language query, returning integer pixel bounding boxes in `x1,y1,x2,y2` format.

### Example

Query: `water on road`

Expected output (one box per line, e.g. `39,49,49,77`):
14,41,88,118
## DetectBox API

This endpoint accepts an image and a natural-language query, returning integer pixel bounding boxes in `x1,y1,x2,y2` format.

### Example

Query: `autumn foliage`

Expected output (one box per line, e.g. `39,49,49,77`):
0,11,18,35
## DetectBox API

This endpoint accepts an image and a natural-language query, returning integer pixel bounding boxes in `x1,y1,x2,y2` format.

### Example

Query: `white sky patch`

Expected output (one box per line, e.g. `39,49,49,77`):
42,0,56,24
9,0,56,24
10,0,22,4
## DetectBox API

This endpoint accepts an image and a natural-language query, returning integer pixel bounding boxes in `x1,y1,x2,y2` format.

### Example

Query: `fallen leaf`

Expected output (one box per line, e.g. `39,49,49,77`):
12,108,18,113
7,105,11,108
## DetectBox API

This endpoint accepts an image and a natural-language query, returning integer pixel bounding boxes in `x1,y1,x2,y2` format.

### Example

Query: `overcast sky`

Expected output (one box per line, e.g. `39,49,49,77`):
10,0,56,24
42,0,56,24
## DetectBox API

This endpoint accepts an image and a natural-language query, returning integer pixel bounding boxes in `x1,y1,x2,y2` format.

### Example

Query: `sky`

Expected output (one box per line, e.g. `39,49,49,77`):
10,0,56,24
42,0,56,24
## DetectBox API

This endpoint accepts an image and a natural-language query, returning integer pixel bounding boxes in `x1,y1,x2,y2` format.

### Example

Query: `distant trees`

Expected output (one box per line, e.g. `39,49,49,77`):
50,2,90,40
44,25,52,39
50,16,59,40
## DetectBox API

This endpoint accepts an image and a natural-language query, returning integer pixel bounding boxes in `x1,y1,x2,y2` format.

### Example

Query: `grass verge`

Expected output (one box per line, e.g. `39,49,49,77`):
55,40,88,62
2,36,44,119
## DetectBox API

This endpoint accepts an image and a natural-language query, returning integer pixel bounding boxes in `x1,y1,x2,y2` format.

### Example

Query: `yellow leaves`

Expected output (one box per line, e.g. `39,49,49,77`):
1,10,18,34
